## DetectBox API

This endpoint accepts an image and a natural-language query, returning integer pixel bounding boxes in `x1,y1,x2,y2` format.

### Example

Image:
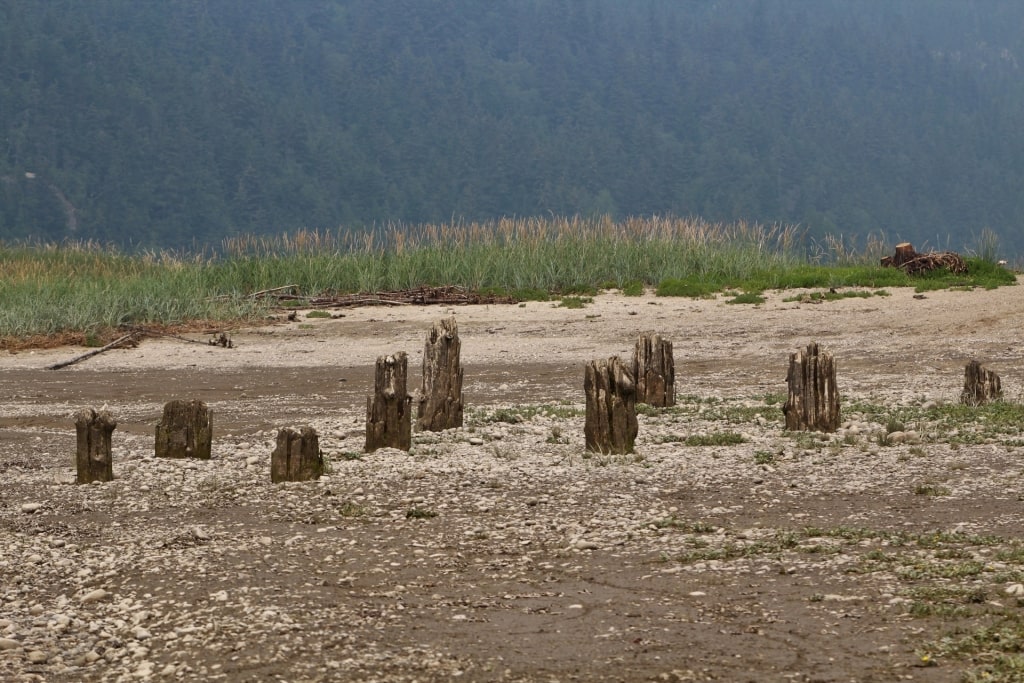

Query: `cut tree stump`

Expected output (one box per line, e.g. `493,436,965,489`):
270,426,323,482
154,399,213,459
74,408,116,484
880,242,968,275
783,342,840,432
633,333,675,407
365,352,412,452
961,360,1002,406
417,316,464,431
584,356,639,454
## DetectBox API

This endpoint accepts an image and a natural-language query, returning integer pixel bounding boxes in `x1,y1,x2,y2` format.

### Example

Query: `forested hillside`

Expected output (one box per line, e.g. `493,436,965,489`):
2,1,1023,253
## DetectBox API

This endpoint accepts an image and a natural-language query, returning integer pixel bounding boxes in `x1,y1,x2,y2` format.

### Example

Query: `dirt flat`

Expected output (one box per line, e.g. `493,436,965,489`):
2,281,1024,682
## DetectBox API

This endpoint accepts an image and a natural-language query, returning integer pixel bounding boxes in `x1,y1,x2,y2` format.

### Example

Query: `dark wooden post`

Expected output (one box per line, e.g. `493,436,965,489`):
584,356,639,454
961,360,1002,406
633,333,675,407
155,399,213,459
75,408,116,484
417,317,464,431
271,426,324,483
366,352,412,452
783,342,840,432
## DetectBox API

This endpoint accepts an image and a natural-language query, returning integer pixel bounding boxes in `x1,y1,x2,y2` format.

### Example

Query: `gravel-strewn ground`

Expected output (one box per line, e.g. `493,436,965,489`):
3,283,1024,682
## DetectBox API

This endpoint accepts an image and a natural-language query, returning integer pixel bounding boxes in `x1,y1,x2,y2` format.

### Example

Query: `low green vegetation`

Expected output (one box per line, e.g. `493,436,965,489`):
557,296,593,309
781,289,890,303
470,403,584,424
725,291,766,305
0,217,1015,345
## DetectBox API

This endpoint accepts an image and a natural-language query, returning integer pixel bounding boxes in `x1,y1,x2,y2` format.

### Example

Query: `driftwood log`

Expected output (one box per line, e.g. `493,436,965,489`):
155,399,213,459
47,333,139,370
366,352,412,452
783,342,840,432
74,408,116,484
417,317,464,432
633,333,675,407
961,360,1002,406
584,356,639,454
270,426,324,482
880,242,968,275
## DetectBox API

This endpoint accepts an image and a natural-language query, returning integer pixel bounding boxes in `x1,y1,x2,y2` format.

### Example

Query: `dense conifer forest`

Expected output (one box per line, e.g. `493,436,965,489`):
2,1,1023,253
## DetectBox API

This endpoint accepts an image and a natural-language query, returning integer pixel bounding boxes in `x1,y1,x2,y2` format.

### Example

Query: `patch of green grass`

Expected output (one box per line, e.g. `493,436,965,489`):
557,296,593,309
655,277,719,298
472,403,584,424
754,450,775,465
725,291,766,305
336,451,363,461
914,483,951,496
337,502,366,517
621,280,645,296
683,432,747,446
782,289,890,303
306,309,332,318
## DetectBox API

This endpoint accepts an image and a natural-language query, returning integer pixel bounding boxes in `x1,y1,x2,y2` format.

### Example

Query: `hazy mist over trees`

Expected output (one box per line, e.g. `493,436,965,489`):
2,0,1023,254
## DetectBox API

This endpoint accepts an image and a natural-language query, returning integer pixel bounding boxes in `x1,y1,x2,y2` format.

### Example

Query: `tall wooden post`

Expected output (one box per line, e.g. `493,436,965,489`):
584,356,639,454
75,408,116,484
366,352,412,452
155,399,213,459
961,360,1002,406
633,333,675,407
417,317,464,431
271,426,324,483
783,342,840,432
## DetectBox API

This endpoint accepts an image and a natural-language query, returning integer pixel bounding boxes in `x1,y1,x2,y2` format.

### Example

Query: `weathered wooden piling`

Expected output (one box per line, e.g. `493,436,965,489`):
782,342,840,432
74,408,116,484
633,333,675,407
961,360,1002,406
417,317,464,431
271,426,324,483
584,356,639,454
366,352,412,452
155,399,213,459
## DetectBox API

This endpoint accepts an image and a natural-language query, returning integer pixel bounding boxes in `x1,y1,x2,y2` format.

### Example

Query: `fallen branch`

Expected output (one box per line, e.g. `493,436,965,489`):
46,333,139,370
252,284,299,299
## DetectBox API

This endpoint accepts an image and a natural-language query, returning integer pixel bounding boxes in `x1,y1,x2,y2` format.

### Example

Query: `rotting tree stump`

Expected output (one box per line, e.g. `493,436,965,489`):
366,352,412,452
417,317,464,432
783,342,840,432
584,356,639,454
633,333,675,407
271,426,323,483
155,399,212,459
961,360,1002,406
75,408,116,484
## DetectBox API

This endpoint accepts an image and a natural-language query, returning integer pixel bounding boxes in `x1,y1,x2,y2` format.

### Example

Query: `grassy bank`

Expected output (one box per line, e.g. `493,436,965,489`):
0,217,1014,346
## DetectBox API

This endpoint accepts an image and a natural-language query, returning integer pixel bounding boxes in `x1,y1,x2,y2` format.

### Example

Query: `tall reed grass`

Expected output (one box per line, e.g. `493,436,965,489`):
0,216,1012,344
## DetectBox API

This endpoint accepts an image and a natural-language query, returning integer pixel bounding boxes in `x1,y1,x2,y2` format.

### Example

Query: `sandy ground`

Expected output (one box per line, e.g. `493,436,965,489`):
2,280,1024,682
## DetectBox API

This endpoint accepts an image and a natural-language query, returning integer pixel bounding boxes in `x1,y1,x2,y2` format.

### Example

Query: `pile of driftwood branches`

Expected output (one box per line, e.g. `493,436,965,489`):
880,242,968,275
266,285,520,309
